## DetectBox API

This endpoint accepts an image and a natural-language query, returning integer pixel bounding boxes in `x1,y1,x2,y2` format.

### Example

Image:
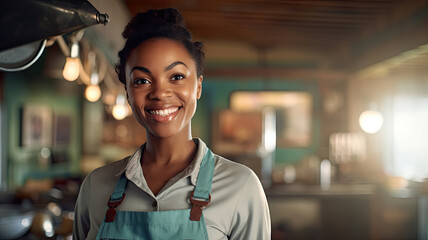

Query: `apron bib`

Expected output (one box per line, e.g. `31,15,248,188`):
96,149,215,240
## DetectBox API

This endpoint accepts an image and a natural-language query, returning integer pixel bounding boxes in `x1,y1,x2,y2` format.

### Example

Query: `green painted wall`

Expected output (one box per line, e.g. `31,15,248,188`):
4,56,82,188
193,77,322,164
2,51,322,187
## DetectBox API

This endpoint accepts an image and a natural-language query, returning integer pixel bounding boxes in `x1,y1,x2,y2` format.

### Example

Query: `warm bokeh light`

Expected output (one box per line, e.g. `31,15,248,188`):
320,159,331,190
359,110,383,133
391,95,428,181
112,104,128,120
262,107,276,152
85,85,101,102
62,57,80,81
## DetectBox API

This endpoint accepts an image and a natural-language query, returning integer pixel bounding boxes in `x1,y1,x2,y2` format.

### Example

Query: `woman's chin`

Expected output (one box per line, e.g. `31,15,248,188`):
147,127,186,140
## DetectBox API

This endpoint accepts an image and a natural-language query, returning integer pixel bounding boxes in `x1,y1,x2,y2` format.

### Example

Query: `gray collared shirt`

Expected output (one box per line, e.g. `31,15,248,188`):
73,138,271,239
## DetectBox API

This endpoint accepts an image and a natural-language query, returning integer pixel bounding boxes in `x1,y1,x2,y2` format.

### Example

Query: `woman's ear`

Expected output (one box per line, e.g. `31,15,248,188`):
197,76,203,99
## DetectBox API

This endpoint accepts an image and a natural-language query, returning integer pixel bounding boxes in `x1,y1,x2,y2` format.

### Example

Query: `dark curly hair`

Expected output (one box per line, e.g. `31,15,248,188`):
116,8,205,85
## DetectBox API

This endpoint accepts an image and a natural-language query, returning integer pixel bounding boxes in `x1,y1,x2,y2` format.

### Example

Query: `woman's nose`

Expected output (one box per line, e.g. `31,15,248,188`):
148,82,172,100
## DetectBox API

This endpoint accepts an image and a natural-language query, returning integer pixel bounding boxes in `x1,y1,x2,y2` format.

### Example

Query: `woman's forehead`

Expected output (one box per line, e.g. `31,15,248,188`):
126,38,196,71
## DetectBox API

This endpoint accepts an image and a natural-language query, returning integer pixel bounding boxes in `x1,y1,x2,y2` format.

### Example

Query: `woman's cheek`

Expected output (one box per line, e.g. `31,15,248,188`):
185,84,199,99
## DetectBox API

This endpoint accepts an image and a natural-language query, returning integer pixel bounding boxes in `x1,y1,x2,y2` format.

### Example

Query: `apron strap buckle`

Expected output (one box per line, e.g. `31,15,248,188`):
189,191,210,221
105,193,126,222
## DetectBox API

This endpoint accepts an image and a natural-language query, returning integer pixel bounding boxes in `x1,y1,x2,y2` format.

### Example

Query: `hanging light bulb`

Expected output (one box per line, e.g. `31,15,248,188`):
62,42,80,81
359,110,383,134
85,72,101,102
62,57,79,81
112,104,128,120
84,53,102,102
112,94,129,120
85,85,101,102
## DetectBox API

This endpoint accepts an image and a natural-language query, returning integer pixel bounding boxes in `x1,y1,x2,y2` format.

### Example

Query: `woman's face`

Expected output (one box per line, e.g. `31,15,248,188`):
124,38,202,139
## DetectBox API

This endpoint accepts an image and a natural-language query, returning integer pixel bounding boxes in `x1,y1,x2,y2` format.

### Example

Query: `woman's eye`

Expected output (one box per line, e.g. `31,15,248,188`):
134,78,150,85
171,74,185,81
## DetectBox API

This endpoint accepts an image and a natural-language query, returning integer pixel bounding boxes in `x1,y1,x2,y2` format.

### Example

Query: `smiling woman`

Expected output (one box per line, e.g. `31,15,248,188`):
73,8,271,240
125,38,202,140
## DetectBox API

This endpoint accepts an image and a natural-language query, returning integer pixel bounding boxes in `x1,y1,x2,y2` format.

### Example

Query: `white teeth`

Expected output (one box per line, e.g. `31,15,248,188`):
149,107,179,117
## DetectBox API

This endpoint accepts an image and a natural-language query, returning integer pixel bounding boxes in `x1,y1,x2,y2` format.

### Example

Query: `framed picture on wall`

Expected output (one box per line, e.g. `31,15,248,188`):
211,110,263,155
230,91,313,148
53,114,71,147
21,104,52,148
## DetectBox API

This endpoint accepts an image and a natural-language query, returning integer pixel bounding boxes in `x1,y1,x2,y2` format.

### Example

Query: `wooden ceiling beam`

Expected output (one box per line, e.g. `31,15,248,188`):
123,0,428,69
220,3,396,15
184,14,358,50
187,0,399,9
182,11,365,32
182,10,375,25
189,28,351,49
125,0,399,15
349,3,428,71
204,66,348,82
188,24,340,50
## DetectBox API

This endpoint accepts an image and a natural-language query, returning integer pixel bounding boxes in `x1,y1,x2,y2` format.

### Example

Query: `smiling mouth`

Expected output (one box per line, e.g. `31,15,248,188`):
147,107,180,117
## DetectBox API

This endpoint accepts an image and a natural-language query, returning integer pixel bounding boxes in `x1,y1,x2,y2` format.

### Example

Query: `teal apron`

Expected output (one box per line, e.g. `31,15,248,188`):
96,149,215,240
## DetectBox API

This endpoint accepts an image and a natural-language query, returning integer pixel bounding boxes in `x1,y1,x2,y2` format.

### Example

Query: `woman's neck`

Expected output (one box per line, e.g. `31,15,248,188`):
143,133,197,166
141,133,198,196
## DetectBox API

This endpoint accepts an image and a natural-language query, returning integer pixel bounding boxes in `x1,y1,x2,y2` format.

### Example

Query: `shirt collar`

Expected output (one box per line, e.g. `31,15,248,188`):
114,145,144,177
187,138,208,186
114,138,209,187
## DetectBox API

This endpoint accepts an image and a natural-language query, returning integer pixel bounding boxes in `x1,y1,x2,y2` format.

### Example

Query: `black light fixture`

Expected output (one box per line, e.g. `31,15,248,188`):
0,0,109,71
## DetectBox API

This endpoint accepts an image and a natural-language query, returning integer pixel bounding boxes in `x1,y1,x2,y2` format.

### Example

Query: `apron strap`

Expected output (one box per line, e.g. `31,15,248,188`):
110,173,128,201
189,148,215,221
104,147,216,223
105,173,128,222
111,148,214,201
193,148,215,200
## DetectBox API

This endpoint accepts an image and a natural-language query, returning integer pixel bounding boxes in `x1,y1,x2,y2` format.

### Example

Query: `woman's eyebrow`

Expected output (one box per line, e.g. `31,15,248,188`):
130,66,151,75
164,61,188,71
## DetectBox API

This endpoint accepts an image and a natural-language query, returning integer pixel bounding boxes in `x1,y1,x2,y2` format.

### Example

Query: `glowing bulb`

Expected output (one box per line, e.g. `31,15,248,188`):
112,104,128,120
90,71,99,85
262,107,276,152
42,218,54,237
70,42,79,58
359,110,383,133
62,57,80,81
85,85,101,102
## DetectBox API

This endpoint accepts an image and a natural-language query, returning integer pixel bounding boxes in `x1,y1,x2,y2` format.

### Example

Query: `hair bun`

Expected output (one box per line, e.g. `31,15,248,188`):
123,8,185,39
117,8,205,84
149,8,184,25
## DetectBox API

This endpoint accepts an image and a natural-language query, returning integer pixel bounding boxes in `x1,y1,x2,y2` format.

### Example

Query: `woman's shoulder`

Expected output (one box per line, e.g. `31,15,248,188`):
212,153,259,183
76,157,131,210
84,157,130,183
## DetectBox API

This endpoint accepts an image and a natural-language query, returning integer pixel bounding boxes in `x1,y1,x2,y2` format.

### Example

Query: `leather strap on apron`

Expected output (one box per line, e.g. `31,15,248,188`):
189,148,214,221
105,174,128,222
103,148,215,223
96,148,215,240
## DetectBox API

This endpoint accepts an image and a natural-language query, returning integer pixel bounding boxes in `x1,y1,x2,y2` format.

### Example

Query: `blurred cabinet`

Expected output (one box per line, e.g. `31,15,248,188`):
267,184,420,240
268,184,374,240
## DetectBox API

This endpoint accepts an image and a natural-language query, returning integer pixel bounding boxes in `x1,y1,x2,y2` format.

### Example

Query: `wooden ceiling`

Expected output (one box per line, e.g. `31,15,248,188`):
124,0,428,73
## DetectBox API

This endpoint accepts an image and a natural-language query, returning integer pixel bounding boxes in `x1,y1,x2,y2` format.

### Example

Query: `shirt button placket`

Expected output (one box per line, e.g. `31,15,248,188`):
152,200,158,210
